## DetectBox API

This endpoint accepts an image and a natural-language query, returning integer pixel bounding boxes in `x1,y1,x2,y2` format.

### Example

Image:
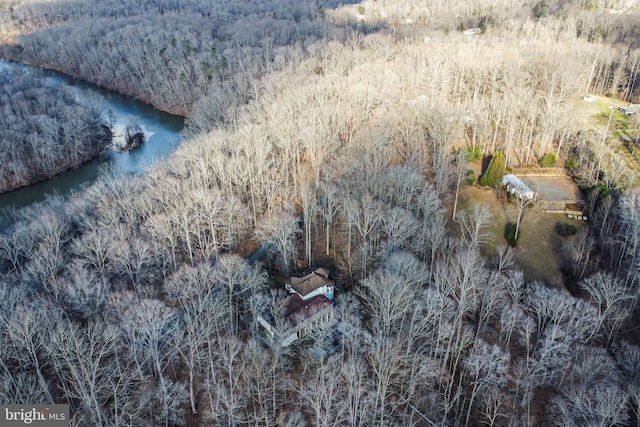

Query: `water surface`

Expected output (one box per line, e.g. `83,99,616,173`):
0,59,184,213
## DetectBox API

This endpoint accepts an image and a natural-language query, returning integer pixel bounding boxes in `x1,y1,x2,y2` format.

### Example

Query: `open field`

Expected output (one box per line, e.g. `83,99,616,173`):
456,185,585,286
576,94,640,188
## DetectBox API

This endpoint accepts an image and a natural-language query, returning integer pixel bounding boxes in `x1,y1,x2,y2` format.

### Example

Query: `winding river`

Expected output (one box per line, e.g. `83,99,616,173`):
0,59,184,213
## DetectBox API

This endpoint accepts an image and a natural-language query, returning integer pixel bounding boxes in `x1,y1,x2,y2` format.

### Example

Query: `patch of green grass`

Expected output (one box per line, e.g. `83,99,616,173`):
582,97,640,186
593,109,627,126
588,97,625,120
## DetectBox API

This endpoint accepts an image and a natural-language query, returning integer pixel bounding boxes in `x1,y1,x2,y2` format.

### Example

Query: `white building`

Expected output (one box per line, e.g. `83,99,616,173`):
502,174,536,200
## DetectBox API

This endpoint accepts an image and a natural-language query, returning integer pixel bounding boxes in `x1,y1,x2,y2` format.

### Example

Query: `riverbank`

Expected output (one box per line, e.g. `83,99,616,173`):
0,129,112,195
0,59,184,212
0,64,115,194
1,46,189,117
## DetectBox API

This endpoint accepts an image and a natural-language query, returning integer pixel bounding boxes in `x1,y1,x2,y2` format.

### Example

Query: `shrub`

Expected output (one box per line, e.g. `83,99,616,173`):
533,0,549,19
539,153,557,167
505,223,518,247
466,145,481,162
565,157,577,170
478,15,494,34
556,222,578,237
587,181,613,210
466,169,476,185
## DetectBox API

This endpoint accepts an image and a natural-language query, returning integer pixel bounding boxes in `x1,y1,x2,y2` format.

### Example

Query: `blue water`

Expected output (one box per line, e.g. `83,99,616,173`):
0,59,184,212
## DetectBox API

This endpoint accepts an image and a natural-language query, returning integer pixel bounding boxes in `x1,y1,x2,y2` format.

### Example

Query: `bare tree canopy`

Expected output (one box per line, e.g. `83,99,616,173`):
1,0,640,426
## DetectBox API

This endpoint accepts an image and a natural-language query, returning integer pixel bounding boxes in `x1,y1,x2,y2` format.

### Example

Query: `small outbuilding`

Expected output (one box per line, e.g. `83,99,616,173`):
502,174,536,200
619,104,640,115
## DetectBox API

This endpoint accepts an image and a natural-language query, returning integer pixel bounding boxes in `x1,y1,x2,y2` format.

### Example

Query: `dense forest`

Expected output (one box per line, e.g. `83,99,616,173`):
1,0,640,426
0,68,111,193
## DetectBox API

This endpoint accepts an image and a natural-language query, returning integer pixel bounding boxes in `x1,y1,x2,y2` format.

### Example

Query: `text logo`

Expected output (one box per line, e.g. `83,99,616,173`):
0,405,68,427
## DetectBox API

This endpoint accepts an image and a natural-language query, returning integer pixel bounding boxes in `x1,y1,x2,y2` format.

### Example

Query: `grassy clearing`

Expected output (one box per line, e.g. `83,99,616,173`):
455,185,584,286
608,109,640,188
449,94,638,286
582,95,640,187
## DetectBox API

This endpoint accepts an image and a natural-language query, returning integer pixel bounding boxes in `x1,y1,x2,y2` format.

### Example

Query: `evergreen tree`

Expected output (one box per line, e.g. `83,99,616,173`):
479,150,505,189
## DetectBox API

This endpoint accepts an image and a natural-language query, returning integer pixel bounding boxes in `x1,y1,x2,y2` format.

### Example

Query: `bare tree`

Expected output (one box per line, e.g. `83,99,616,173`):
462,340,510,426
298,182,316,267
319,182,340,256
179,281,229,416
70,228,113,279
4,301,61,405
614,341,640,427
381,207,420,253
298,356,344,427
109,233,156,294
578,272,633,345
416,188,448,266
56,260,110,321
617,189,640,284
0,223,36,274
452,149,468,221
480,388,507,427
567,234,594,281
359,270,416,338
255,207,300,275
340,355,374,427
366,334,406,426
119,298,181,427
45,319,119,426
457,204,493,249
344,193,384,276
550,382,629,427
514,195,533,240
213,254,267,334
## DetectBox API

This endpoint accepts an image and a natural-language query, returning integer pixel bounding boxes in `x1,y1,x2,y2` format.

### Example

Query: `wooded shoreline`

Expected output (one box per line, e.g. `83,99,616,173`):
0,1,639,426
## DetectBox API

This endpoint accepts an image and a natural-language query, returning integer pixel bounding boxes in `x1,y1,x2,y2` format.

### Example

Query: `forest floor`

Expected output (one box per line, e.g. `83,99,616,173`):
456,185,585,287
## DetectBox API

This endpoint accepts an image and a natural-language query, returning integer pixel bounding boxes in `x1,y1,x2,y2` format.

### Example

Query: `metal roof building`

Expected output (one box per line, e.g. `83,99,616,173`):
502,174,535,200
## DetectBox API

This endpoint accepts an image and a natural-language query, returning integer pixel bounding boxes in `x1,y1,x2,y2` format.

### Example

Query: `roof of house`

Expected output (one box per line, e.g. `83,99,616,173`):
502,174,534,197
464,28,482,37
289,267,333,297
285,294,333,325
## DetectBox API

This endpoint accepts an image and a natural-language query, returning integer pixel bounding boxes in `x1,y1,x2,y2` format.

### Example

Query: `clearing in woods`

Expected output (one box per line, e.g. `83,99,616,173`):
455,175,585,287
